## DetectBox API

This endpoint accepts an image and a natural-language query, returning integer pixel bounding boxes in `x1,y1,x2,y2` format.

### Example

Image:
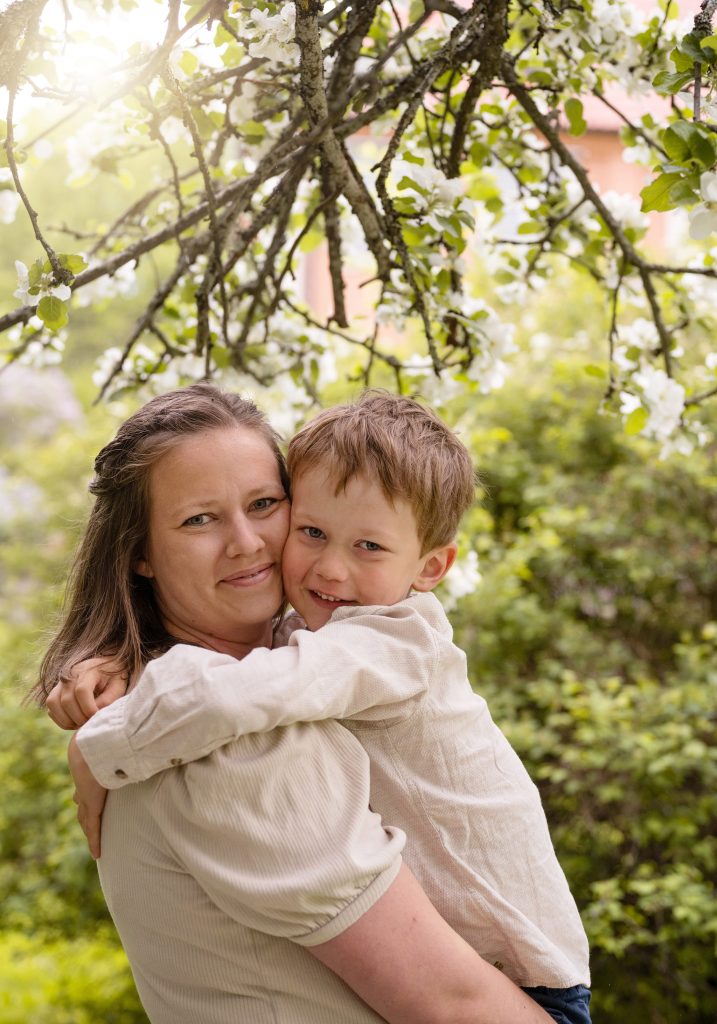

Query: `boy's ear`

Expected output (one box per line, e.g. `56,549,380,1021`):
412,542,457,593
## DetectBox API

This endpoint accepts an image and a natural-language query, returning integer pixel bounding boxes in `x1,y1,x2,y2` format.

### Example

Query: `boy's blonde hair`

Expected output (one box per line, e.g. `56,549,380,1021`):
287,390,476,553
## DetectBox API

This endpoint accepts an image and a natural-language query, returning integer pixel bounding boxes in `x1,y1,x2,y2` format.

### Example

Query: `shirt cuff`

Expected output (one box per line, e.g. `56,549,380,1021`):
290,856,402,947
75,700,143,789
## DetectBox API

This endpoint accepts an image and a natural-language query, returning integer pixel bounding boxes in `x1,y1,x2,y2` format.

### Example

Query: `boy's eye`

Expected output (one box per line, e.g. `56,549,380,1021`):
183,513,211,527
359,540,382,552
302,526,325,540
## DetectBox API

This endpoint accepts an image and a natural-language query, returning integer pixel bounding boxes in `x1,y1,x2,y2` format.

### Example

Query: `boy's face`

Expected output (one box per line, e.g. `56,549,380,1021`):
282,464,454,630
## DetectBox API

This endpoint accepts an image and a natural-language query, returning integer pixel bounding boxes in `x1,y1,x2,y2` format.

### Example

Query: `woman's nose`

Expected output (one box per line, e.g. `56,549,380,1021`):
225,514,264,557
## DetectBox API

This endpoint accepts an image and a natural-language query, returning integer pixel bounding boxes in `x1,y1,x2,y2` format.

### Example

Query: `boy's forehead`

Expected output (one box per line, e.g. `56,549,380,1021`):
292,461,391,503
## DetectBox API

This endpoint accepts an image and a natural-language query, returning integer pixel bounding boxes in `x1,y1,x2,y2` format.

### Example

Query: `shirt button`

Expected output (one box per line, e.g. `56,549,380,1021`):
170,758,182,766
114,768,128,778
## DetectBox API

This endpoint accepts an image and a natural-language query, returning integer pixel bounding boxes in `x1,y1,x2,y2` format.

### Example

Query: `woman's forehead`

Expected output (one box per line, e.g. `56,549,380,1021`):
148,427,281,501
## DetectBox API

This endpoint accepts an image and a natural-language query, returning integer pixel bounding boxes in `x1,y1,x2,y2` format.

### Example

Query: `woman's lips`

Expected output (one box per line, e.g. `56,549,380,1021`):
221,564,275,588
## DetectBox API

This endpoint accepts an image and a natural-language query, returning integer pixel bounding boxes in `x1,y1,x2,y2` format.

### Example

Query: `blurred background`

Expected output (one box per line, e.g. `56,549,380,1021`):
3,270,716,1024
1,1,716,1022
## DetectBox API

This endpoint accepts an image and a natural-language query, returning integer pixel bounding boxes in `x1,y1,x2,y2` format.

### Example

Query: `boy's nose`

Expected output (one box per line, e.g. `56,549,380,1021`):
314,550,348,582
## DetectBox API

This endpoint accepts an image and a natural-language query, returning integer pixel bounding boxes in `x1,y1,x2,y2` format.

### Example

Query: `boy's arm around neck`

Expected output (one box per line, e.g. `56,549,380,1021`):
76,596,440,789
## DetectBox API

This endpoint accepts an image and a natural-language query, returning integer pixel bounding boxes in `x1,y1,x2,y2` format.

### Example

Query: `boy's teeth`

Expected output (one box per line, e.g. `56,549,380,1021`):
316,590,342,602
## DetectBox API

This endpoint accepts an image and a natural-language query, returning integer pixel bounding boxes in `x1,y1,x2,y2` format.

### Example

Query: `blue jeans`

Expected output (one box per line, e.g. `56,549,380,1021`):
522,984,592,1024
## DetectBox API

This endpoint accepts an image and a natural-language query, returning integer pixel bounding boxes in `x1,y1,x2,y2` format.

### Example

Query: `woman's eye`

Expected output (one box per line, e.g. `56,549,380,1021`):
183,513,211,527
302,526,325,540
359,540,382,552
251,497,279,512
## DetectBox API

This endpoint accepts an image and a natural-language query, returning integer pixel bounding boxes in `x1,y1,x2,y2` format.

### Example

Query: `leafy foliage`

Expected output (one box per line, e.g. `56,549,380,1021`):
1,346,716,1021
447,359,717,1022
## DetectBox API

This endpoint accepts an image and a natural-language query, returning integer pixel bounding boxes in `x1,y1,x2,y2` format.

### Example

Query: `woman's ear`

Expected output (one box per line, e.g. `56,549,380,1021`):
134,556,154,579
412,542,457,593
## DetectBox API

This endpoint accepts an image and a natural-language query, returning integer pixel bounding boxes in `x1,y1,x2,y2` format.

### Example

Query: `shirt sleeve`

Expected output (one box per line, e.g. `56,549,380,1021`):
76,598,438,789
152,719,405,945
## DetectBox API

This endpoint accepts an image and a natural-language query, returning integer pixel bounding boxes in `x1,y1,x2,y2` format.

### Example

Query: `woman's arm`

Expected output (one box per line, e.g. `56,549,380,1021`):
312,863,553,1024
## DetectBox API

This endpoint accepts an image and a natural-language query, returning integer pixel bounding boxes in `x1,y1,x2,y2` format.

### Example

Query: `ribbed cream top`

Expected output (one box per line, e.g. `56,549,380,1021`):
97,720,404,1022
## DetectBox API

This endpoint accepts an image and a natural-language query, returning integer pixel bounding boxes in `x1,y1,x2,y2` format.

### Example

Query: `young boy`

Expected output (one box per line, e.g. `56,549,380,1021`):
69,391,591,1024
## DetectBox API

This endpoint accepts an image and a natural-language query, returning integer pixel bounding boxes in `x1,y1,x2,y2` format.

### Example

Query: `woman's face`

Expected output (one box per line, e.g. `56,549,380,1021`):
136,426,290,656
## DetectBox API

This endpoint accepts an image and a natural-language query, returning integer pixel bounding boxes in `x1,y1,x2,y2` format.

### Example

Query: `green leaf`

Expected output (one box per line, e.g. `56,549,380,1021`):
28,259,44,288
701,34,717,51
403,224,427,247
397,176,428,197
662,121,717,169
58,253,88,274
640,172,683,212
670,46,695,73
468,141,491,167
37,296,69,331
663,124,692,163
179,51,198,76
298,224,324,253
565,98,587,137
401,152,424,166
584,364,606,379
625,406,648,436
238,120,266,141
211,346,231,369
678,32,708,63
653,70,695,96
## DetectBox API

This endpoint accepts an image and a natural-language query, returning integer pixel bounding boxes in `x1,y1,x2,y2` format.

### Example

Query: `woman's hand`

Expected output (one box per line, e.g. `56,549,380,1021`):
46,656,129,729
68,734,107,859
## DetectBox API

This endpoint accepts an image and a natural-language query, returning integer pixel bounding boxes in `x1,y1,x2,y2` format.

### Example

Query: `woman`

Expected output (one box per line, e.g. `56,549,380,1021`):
36,383,551,1024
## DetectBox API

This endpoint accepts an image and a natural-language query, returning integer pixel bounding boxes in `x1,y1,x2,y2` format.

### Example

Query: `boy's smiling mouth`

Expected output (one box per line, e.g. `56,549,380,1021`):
309,588,357,607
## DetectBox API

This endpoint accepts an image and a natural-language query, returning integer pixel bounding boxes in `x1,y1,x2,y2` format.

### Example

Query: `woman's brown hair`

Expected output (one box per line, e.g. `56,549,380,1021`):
31,383,288,705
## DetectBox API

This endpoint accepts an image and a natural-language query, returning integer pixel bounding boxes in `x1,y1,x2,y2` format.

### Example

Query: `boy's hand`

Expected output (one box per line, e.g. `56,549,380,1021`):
46,656,129,729
68,734,107,859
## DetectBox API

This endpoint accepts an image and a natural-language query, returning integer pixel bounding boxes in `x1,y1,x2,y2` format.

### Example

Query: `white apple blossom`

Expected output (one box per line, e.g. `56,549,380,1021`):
394,161,467,232
600,190,649,234
440,550,482,612
618,390,642,416
13,261,71,306
633,364,686,443
249,5,299,66
17,333,66,368
0,187,20,224
75,263,137,308
403,358,464,408
0,169,20,224
65,117,121,184
688,171,717,240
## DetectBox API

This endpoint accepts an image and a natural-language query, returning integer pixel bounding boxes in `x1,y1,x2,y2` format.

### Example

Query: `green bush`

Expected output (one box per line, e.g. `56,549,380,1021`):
450,361,717,1022
2,355,716,1021
0,931,146,1024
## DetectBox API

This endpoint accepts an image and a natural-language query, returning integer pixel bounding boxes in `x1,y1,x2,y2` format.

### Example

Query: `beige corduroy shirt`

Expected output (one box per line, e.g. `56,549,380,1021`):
79,593,590,994
95,719,404,1023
